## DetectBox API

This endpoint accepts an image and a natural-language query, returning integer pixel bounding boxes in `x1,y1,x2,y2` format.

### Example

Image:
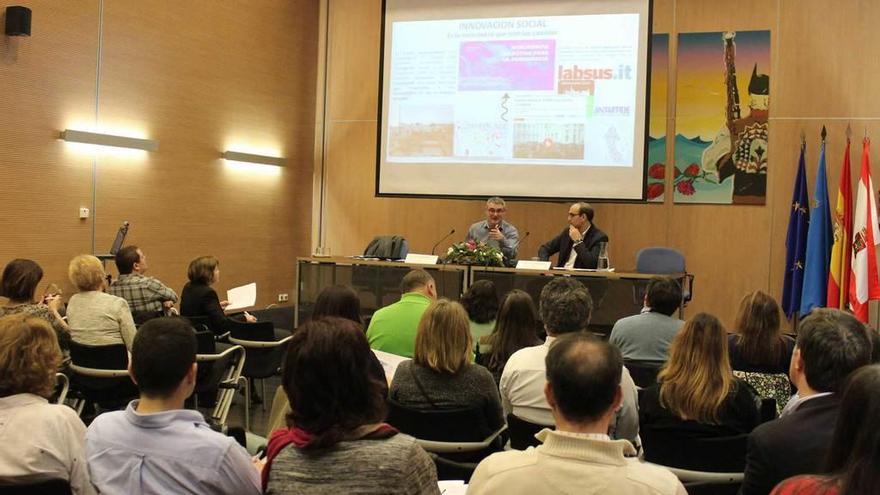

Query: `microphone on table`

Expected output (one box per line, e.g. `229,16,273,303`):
431,228,456,255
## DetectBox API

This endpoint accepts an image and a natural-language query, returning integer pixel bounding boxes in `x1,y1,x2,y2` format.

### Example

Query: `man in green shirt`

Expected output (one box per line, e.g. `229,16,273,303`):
367,269,436,357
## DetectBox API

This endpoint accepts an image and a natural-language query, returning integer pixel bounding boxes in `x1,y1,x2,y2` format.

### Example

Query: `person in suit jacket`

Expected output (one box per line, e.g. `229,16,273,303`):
538,202,608,269
740,309,873,495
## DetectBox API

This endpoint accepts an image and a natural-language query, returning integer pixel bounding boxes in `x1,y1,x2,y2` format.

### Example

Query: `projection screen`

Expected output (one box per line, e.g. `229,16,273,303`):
377,0,652,200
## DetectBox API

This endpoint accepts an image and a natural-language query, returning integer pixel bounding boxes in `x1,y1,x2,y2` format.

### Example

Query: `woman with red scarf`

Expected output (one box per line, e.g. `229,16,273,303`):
262,317,439,494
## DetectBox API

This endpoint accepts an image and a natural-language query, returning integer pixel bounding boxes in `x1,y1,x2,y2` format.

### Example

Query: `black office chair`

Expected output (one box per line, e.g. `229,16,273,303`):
0,478,72,495
185,315,229,341
386,400,506,481
227,320,292,410
641,427,747,495
506,413,552,450
623,359,664,388
68,340,137,415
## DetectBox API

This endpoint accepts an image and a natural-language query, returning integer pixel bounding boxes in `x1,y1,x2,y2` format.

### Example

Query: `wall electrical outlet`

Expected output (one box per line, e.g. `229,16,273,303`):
277,293,289,303
79,207,90,219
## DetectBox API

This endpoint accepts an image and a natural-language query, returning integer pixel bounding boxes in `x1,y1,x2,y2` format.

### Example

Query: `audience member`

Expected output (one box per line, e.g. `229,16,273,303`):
741,309,873,495
639,313,760,442
366,269,436,358
469,333,686,495
728,291,794,374
86,317,260,494
267,285,383,434
0,258,70,356
500,277,639,442
310,284,362,325
465,196,520,262
180,255,257,335
0,314,94,494
460,279,499,351
479,289,541,385
390,299,504,440
609,276,683,362
66,254,137,350
771,364,880,495
108,245,178,315
264,317,439,494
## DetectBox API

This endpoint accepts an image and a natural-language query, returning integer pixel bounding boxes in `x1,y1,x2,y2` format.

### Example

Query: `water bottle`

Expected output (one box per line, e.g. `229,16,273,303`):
597,242,610,270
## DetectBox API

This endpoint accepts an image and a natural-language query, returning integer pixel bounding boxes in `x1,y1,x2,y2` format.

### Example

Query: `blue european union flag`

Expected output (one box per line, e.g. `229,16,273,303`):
782,143,810,318
800,139,833,316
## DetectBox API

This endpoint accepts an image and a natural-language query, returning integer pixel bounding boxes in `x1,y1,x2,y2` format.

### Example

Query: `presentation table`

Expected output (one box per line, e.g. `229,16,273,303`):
296,257,685,333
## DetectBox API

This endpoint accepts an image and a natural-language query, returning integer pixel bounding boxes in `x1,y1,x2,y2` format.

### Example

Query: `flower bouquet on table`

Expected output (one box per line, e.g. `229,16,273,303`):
444,240,504,266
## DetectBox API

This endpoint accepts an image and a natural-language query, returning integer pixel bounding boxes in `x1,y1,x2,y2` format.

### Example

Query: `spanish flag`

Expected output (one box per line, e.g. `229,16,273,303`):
827,138,853,309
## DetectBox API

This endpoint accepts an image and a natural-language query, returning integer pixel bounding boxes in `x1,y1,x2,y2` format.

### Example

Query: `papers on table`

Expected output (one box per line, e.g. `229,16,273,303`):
516,260,552,270
225,282,256,311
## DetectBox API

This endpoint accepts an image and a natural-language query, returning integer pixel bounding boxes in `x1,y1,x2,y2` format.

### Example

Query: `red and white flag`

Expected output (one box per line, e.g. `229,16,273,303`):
848,138,880,322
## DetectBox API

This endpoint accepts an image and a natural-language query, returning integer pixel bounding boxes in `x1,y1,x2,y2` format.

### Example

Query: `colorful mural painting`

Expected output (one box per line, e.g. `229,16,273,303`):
674,30,771,204
647,33,669,202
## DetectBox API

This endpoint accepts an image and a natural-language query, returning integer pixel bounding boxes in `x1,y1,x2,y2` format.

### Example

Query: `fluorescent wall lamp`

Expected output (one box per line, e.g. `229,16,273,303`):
221,150,286,167
60,129,159,152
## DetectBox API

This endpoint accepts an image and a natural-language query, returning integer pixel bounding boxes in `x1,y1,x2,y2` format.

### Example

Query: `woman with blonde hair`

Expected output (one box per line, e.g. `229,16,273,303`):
66,254,137,350
729,291,794,374
389,299,503,437
0,314,95,493
640,313,760,438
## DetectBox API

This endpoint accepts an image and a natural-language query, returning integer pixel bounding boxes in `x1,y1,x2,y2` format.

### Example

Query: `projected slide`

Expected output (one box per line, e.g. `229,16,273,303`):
387,15,638,167
378,0,650,200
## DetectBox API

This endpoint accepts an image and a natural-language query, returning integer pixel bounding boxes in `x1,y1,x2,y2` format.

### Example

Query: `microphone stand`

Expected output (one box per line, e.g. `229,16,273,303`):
431,229,456,255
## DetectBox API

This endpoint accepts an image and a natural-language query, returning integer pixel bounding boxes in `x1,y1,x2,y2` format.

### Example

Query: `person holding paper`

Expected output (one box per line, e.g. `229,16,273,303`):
538,202,608,270
180,256,257,338
466,197,520,262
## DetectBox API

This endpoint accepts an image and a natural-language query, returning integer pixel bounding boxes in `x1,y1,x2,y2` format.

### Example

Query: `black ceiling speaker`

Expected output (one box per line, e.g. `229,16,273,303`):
5,6,32,36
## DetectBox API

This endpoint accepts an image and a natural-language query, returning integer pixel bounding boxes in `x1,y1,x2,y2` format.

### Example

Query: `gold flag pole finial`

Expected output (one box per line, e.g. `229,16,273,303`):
846,123,852,141
800,130,806,148
821,125,827,142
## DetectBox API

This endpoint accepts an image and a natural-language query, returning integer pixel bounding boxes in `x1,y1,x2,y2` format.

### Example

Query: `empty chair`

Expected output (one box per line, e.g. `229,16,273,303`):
68,340,137,415
194,344,248,430
227,319,292,409
635,247,694,306
506,413,552,450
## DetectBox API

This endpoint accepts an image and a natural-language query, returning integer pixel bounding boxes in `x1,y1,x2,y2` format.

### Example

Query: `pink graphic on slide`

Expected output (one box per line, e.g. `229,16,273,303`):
459,39,555,91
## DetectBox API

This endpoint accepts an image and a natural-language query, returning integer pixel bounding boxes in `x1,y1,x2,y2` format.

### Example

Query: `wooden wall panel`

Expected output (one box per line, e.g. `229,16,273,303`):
0,1,317,308
93,0,318,304
0,1,99,296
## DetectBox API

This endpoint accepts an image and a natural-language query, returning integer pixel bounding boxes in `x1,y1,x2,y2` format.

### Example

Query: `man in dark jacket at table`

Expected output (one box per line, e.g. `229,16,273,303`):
538,202,608,269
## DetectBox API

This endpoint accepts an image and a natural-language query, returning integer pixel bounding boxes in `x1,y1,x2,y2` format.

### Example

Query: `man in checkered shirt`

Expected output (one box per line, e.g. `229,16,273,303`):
108,246,178,314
